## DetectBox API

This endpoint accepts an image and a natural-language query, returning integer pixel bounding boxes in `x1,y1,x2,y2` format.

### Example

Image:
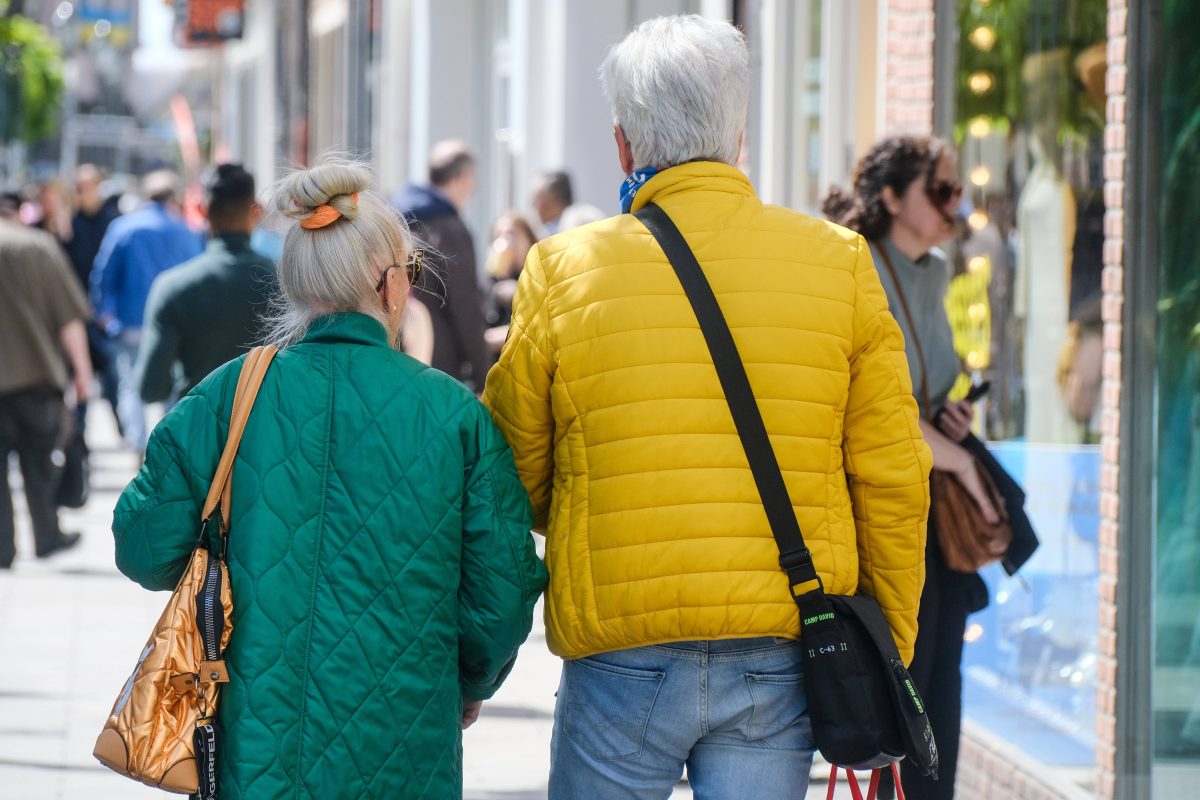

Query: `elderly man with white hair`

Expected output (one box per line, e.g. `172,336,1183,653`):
484,15,931,799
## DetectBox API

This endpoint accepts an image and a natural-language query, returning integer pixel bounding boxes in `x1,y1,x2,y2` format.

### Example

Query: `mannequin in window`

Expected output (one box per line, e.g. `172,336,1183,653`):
1015,49,1077,443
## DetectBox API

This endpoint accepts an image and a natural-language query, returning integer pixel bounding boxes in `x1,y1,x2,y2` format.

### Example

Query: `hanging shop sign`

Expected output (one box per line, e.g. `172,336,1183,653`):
175,0,245,46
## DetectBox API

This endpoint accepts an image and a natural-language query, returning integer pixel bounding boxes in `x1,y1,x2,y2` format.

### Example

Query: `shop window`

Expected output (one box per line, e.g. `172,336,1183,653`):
949,0,1107,784
1154,0,1200,792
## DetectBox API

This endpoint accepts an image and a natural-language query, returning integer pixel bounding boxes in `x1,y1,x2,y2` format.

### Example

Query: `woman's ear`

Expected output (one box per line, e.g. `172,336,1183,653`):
881,185,901,217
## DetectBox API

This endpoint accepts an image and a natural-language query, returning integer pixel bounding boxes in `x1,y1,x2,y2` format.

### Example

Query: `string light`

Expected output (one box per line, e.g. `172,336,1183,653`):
969,117,992,139
968,210,990,230
970,166,992,187
969,26,997,51
968,72,994,95
968,256,990,273
967,350,987,370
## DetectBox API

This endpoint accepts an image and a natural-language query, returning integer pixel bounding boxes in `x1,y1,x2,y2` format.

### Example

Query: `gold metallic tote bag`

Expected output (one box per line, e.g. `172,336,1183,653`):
93,345,276,796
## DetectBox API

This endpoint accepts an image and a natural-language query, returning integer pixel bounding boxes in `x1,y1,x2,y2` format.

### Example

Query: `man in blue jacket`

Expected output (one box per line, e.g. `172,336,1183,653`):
90,170,202,454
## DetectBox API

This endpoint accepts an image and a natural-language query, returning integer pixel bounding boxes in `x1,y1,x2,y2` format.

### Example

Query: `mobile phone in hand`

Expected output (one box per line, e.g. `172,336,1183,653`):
964,380,991,403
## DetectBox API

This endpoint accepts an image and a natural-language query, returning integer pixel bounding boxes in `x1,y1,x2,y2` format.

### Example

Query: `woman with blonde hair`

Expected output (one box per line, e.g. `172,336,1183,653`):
111,160,547,799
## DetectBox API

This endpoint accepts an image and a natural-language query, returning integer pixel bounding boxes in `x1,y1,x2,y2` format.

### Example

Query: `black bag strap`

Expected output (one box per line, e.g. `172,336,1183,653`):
635,203,831,617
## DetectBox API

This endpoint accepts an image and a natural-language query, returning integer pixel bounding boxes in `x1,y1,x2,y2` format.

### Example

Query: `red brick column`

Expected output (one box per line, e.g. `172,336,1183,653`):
1096,1,1128,798
885,0,936,134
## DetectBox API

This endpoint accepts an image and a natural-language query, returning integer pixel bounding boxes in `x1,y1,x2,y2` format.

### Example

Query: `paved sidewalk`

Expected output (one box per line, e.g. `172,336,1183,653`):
0,406,839,799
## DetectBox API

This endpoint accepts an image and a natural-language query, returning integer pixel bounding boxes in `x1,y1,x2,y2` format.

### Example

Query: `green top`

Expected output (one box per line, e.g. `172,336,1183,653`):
135,233,278,402
870,237,961,418
113,312,547,799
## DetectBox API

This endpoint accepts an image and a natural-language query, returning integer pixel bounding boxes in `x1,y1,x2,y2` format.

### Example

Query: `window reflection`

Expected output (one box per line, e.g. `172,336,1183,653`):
951,0,1107,783
1155,0,1200,790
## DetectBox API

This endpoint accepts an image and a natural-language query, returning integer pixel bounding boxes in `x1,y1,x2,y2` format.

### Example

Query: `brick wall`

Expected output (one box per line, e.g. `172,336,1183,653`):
1096,0,1128,797
958,723,1097,800
884,0,935,134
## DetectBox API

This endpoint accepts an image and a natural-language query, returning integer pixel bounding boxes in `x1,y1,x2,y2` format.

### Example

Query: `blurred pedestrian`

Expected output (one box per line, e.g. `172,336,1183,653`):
824,135,998,800
62,165,123,441
531,170,573,236
135,163,278,402
0,191,20,221
484,16,931,799
112,160,546,798
0,216,93,568
483,212,537,355
558,202,605,231
395,140,490,390
64,165,122,290
35,179,73,243
91,170,203,455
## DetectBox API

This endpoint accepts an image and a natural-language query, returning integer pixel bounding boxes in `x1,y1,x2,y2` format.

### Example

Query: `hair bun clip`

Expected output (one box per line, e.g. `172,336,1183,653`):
300,192,359,230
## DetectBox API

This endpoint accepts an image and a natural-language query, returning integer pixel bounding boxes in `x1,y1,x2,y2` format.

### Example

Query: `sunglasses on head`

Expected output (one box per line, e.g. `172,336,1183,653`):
927,179,964,207
375,250,424,292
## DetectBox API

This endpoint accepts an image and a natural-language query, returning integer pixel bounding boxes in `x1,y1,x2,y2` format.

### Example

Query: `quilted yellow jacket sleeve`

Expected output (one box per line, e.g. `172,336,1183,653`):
482,248,555,528
842,238,932,663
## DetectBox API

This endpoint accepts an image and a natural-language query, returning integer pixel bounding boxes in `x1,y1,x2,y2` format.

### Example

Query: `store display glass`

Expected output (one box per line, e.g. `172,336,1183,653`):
1154,0,1200,793
949,0,1107,783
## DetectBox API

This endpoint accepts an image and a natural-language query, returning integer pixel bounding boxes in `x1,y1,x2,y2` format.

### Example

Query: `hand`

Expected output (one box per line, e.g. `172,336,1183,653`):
952,456,1001,525
484,325,508,354
73,367,93,404
96,313,119,337
462,698,483,730
937,399,974,442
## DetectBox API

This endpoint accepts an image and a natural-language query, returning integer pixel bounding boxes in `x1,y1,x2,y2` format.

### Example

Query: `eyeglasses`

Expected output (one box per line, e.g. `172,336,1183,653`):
927,179,964,207
374,250,424,292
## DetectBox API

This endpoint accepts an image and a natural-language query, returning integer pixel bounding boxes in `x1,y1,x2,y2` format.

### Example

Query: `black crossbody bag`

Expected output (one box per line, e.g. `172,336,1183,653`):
635,203,938,778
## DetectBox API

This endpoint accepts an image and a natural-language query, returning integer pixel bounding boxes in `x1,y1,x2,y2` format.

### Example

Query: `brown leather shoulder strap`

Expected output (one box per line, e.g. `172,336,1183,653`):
875,241,931,418
202,345,278,530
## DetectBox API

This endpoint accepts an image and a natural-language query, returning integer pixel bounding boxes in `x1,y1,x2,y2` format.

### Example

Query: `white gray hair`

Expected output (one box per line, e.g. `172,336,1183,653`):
600,15,748,169
264,159,412,347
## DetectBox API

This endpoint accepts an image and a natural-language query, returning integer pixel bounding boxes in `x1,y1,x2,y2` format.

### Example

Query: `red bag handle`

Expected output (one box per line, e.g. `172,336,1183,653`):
826,764,905,800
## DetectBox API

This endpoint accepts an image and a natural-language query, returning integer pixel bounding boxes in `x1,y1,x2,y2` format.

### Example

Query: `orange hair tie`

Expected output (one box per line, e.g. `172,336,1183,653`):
299,192,359,230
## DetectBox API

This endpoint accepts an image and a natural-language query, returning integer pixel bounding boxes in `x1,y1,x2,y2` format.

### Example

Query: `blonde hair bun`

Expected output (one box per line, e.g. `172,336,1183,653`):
273,160,371,224
264,157,413,347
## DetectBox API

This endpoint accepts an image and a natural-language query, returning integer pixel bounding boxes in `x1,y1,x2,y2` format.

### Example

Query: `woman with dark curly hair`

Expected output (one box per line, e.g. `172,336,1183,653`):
824,136,999,799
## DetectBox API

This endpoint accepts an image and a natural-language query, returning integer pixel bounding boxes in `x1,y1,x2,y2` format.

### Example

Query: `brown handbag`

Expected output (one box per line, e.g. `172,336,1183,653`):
875,244,1012,574
930,464,1011,572
93,345,276,795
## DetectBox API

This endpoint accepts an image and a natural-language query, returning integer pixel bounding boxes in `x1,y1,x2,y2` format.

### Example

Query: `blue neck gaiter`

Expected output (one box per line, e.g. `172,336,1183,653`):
619,166,663,214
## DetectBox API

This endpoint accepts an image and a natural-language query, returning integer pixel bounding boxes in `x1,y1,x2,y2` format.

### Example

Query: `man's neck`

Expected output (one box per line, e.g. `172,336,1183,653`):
434,183,468,213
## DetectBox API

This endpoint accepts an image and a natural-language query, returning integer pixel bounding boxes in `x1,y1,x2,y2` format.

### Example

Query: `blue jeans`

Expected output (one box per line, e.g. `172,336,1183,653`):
113,329,146,452
549,637,815,800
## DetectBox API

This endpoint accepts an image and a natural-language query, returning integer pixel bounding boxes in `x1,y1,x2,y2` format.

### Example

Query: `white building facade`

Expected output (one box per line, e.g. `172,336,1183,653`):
215,0,896,242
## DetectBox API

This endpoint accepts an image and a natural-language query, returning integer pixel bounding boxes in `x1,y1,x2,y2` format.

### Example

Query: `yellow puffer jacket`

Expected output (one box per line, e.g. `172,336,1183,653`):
483,162,931,663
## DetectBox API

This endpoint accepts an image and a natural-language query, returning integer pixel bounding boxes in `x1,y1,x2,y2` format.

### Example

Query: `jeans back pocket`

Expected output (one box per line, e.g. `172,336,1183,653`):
563,657,665,761
744,672,810,746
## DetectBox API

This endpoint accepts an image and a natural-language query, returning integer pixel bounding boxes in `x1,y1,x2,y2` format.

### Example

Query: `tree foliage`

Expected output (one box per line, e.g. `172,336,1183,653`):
0,4,64,144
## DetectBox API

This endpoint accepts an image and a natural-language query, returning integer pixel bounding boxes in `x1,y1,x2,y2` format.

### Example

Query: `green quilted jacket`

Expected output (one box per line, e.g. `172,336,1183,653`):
113,312,547,799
